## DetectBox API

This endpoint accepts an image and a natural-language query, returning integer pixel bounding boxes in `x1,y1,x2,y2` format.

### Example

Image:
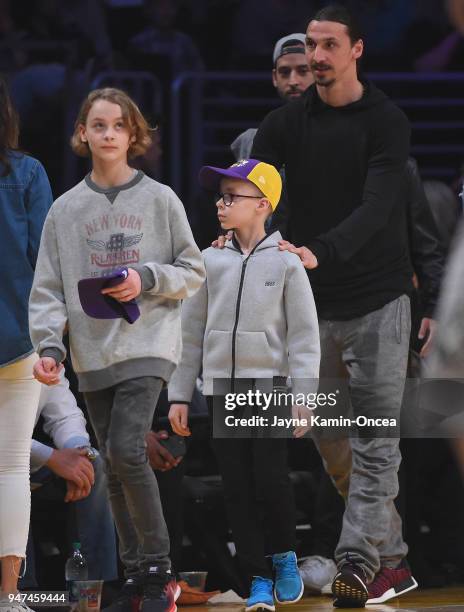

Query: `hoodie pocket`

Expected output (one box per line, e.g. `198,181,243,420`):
203,329,233,376
235,331,274,371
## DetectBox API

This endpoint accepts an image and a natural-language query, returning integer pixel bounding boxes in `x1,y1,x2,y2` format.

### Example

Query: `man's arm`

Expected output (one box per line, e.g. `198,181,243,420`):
38,373,90,450
30,440,94,501
30,440,55,473
307,108,411,265
32,373,94,492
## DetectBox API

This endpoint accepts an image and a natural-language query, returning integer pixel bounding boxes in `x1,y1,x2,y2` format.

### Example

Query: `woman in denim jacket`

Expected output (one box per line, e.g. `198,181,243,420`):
0,77,53,611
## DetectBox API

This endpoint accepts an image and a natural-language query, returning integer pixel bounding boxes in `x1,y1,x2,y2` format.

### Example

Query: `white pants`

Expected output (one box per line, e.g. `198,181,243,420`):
0,354,40,558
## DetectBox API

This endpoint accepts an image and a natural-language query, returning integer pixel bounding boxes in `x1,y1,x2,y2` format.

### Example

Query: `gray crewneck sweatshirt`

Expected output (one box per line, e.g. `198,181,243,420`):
29,171,205,391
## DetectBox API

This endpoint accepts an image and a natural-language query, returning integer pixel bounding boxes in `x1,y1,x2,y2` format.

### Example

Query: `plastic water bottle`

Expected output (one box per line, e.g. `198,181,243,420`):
65,542,88,609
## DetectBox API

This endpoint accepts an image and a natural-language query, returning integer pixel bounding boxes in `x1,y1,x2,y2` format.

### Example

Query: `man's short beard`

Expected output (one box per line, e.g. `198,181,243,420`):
283,90,302,101
315,77,335,87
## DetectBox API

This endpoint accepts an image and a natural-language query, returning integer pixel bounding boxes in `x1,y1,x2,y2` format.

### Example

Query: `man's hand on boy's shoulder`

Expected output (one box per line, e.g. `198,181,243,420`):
278,240,318,269
212,231,233,249
101,268,142,302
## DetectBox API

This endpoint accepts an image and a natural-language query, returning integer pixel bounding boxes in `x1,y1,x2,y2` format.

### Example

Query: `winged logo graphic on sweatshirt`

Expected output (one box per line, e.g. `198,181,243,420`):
87,232,143,267
87,233,143,251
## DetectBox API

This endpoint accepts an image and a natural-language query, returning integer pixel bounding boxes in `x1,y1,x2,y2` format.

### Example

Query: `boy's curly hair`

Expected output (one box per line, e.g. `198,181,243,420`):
71,87,153,158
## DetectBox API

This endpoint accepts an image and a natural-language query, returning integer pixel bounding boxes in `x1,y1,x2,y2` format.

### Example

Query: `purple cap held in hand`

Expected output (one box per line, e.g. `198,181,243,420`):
78,267,140,324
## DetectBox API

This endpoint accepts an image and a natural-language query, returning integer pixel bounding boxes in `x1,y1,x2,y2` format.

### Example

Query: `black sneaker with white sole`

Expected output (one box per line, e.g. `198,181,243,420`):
332,555,369,608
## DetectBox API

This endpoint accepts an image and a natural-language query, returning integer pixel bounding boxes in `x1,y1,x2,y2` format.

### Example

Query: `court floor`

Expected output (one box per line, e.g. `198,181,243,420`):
181,587,464,612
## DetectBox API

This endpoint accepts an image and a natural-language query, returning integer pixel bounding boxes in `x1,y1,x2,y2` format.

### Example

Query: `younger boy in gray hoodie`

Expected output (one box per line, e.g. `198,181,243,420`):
168,159,320,612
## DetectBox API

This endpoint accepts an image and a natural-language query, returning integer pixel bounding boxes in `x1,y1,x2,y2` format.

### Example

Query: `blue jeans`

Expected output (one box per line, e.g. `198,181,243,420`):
22,455,117,586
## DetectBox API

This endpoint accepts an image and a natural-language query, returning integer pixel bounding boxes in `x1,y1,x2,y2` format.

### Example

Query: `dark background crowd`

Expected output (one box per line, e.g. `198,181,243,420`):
3,0,464,600
2,0,464,205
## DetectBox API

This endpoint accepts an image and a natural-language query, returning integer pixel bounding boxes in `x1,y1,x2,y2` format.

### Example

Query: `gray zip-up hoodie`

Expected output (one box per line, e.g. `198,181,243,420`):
168,231,320,401
29,171,205,391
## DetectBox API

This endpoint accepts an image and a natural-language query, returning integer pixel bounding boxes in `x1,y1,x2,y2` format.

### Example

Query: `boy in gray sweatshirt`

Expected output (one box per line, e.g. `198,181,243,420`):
168,159,320,611
29,88,205,612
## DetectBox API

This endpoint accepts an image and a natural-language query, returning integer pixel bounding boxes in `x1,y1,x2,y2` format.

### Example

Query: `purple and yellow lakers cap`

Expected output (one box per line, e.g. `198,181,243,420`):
78,267,140,324
199,158,282,210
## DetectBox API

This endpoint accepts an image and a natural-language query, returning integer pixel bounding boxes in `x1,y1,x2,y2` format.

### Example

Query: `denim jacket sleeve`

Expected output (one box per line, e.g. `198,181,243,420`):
25,159,53,269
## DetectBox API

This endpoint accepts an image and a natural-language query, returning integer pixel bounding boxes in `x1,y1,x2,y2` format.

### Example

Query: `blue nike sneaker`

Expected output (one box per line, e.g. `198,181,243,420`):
245,577,275,612
272,551,304,604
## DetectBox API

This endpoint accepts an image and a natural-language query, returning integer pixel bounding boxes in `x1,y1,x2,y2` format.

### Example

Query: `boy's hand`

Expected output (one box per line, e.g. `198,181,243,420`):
292,404,312,438
101,268,141,302
33,357,63,385
169,403,191,437
278,240,318,269
212,231,233,249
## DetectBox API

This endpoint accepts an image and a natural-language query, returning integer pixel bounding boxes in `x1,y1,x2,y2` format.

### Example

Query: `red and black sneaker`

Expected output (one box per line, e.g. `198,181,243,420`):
366,560,418,604
102,577,142,612
140,568,180,612
332,555,369,608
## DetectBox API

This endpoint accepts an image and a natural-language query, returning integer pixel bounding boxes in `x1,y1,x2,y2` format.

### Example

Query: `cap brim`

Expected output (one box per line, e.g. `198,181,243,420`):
199,166,247,192
78,268,140,324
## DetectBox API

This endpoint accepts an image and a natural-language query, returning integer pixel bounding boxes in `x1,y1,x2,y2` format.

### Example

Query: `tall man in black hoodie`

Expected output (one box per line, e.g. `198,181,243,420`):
252,4,419,608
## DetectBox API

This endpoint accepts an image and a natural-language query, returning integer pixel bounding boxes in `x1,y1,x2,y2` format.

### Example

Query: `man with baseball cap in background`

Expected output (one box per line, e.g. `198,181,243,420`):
273,33,313,100
232,33,313,159
231,33,313,237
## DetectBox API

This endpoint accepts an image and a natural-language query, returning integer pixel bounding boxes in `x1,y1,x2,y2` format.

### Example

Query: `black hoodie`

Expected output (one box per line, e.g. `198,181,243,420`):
251,81,413,320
